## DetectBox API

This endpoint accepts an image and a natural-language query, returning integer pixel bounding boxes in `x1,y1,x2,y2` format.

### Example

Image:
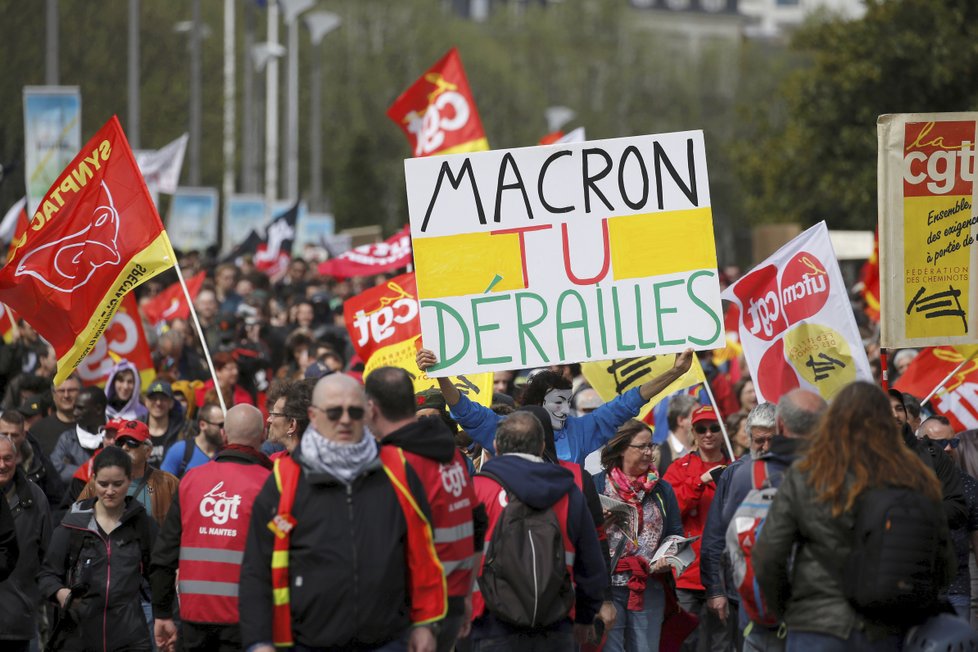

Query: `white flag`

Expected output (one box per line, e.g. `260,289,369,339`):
135,133,188,195
721,221,872,403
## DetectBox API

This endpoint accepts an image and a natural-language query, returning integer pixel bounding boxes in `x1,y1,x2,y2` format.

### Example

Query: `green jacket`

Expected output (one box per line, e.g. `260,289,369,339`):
752,463,956,640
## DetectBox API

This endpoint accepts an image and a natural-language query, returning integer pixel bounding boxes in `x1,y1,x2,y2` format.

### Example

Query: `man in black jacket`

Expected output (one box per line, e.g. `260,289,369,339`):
0,495,16,581
0,434,52,651
889,389,967,530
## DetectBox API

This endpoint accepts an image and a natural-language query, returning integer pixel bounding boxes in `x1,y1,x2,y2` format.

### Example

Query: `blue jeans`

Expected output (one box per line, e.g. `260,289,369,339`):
604,582,666,652
471,629,573,652
787,629,902,651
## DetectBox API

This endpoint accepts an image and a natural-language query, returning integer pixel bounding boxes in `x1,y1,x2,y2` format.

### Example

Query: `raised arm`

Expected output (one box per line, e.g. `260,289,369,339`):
416,348,461,406
639,349,694,402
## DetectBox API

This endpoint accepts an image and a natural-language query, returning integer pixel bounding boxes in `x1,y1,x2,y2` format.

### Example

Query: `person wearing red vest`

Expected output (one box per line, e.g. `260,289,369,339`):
239,372,446,652
662,405,731,652
150,404,272,652
362,367,486,652
471,411,607,651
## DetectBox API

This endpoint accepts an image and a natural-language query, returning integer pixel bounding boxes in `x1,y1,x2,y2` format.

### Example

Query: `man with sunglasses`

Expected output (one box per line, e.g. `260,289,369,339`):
663,405,731,652
240,373,446,652
918,415,978,621
161,403,225,478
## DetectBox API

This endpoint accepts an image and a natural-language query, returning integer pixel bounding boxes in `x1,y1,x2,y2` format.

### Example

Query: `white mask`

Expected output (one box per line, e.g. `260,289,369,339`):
542,389,572,430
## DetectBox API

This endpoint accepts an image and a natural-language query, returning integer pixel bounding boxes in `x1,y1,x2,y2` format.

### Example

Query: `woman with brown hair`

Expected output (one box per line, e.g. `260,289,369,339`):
753,381,956,651
600,419,684,652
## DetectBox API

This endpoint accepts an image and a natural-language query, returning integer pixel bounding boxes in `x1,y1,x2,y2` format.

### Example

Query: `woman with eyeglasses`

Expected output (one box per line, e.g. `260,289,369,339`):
39,445,158,651
599,419,684,652
662,405,731,650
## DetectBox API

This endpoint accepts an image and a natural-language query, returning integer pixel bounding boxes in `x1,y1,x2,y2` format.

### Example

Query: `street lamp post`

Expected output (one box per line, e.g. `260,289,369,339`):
304,11,342,212
280,0,315,203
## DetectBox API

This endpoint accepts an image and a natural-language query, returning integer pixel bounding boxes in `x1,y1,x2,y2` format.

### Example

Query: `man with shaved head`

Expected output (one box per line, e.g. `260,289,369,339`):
240,374,447,652
702,389,828,651
150,405,272,652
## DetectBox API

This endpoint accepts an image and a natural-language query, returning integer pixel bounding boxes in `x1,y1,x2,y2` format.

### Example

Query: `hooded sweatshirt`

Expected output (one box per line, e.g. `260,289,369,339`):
472,454,607,638
105,360,148,420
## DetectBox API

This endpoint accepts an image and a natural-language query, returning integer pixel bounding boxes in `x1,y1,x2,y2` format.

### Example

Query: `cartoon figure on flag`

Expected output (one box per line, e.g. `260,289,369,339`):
387,47,489,157
0,115,176,384
722,221,872,403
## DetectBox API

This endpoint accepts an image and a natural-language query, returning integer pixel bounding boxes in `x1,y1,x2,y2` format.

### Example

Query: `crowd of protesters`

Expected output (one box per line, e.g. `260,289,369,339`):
1,255,978,651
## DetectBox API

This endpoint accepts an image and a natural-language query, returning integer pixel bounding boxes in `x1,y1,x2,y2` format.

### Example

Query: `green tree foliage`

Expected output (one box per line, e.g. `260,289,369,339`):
734,0,978,231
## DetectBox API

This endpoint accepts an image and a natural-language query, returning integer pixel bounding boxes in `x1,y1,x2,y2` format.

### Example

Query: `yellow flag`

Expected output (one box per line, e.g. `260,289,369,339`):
582,354,706,421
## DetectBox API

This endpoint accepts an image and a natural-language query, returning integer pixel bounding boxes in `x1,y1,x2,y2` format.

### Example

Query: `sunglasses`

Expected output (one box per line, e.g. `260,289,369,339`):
945,437,961,450
694,424,722,435
314,405,365,421
116,438,143,450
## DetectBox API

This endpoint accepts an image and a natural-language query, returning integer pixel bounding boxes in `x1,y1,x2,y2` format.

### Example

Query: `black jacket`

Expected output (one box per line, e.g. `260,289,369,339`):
24,431,66,512
0,495,16,581
0,469,51,641
903,424,967,530
38,496,157,652
239,444,436,649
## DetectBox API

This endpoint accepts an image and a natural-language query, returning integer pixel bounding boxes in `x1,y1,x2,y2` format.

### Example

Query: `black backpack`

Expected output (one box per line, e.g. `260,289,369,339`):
477,470,574,628
842,486,943,624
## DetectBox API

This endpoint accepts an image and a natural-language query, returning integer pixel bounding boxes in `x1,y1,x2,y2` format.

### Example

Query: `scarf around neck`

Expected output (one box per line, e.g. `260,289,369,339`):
610,466,659,506
300,425,377,485
76,425,104,451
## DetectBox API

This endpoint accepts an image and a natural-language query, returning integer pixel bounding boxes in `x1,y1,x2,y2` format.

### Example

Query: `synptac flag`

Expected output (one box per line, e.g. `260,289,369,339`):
0,116,176,384
387,47,489,157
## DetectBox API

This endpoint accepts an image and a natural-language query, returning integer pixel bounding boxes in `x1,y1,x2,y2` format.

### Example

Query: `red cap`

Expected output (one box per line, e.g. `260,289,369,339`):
104,417,127,433
115,420,150,443
691,405,719,426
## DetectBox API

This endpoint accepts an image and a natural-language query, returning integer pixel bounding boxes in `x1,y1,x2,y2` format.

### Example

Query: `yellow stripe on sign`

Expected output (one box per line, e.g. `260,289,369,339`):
413,231,526,299
608,207,717,281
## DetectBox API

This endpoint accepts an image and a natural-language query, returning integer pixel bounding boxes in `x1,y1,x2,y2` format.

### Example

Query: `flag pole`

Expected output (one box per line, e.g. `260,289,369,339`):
921,349,978,406
173,263,228,416
699,376,736,460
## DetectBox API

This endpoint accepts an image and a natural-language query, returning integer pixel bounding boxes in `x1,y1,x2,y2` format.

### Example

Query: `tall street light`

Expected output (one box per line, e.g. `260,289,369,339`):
264,0,282,206
280,0,315,203
174,5,210,186
304,11,341,212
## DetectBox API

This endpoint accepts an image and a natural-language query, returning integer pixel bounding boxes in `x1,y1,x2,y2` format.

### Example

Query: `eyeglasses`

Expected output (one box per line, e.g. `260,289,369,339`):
694,424,722,435
116,438,142,450
312,405,365,421
267,411,292,420
627,442,656,451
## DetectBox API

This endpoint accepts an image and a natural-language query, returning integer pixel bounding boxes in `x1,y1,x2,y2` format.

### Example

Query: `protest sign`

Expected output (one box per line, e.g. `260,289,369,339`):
894,345,978,430
0,115,176,384
387,47,489,157
224,195,267,253
134,133,188,195
722,221,872,403
582,353,706,421
77,293,155,388
293,212,335,254
405,131,724,377
23,86,81,215
344,273,493,406
318,225,412,278
167,187,219,253
878,113,978,347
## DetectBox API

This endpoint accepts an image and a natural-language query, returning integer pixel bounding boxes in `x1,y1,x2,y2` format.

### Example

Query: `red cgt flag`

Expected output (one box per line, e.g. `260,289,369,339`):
387,47,489,157
141,270,206,326
318,225,412,279
0,116,177,384
77,292,155,389
894,345,978,431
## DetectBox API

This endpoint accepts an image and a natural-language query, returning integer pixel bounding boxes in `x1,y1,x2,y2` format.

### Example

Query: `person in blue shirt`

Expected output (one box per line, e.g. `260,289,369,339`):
416,348,693,466
160,403,224,478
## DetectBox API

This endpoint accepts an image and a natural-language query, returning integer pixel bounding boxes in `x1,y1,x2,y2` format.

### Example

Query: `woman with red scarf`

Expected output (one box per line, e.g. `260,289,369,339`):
600,419,684,652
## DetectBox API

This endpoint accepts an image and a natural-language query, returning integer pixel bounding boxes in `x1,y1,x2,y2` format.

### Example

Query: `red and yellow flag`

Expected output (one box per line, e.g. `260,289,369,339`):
0,116,176,384
141,270,205,326
387,48,489,157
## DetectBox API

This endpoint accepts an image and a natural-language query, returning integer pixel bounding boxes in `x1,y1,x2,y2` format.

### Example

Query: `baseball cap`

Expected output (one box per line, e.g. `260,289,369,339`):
115,420,150,443
691,405,719,426
415,389,446,412
17,398,43,417
305,360,334,380
146,379,174,399
104,417,127,433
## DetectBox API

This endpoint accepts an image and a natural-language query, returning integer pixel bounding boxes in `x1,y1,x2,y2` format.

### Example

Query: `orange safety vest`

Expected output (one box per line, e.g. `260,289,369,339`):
268,447,447,647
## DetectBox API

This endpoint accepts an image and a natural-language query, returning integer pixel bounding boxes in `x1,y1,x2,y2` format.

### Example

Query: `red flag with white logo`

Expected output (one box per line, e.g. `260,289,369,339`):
721,221,873,403
318,225,412,279
141,270,206,326
387,48,489,157
77,292,155,388
894,346,978,431
0,116,177,384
